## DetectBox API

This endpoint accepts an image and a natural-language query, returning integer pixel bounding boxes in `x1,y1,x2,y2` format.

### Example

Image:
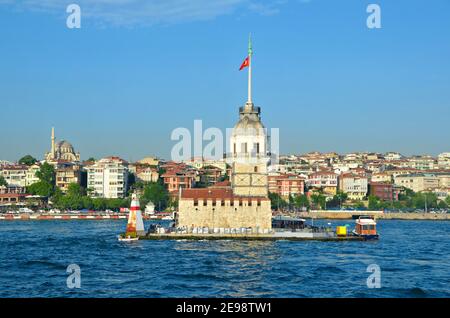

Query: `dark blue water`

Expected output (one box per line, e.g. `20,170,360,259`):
0,220,449,298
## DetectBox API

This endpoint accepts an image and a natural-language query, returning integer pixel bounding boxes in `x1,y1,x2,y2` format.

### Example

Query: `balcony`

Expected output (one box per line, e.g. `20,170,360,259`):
239,106,261,114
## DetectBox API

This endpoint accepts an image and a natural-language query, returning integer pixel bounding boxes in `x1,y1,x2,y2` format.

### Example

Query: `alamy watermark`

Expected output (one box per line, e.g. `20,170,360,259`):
367,4,381,29
66,264,81,289
366,264,381,289
66,4,81,29
170,120,279,165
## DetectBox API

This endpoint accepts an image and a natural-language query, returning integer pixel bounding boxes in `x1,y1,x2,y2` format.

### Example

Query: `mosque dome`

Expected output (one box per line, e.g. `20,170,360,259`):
57,140,75,153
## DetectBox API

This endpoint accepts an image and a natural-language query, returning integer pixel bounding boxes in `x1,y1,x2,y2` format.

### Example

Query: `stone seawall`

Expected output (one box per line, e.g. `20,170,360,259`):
297,211,449,220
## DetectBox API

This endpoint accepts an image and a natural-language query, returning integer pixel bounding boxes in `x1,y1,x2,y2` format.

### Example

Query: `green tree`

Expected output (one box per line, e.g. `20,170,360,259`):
446,196,450,206
310,193,326,209
27,162,56,197
268,192,287,210
368,195,380,210
334,191,348,208
36,162,55,185
437,200,448,209
0,176,7,187
18,155,37,166
353,201,366,209
294,194,310,210
67,183,85,197
141,182,169,211
82,196,94,210
28,181,54,197
87,157,96,162
93,198,107,211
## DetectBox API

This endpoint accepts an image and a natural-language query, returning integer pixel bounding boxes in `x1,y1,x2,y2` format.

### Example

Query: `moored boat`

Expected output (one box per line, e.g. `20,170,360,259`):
352,216,379,240
117,235,139,242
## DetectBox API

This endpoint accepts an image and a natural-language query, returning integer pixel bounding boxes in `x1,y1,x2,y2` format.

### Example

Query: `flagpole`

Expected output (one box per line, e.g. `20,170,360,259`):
248,34,253,105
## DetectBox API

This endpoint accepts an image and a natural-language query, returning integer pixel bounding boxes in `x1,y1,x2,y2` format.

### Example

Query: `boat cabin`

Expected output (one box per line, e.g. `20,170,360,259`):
272,216,306,230
354,216,378,237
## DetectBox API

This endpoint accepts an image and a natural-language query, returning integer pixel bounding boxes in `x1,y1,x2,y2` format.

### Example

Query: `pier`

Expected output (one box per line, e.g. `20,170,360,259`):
138,233,365,242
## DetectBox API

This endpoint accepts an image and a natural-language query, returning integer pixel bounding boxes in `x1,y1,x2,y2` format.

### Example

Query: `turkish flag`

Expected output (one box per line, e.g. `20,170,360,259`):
239,56,249,70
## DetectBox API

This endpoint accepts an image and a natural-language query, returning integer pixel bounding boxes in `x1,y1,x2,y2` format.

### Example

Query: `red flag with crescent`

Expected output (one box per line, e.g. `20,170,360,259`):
239,56,249,71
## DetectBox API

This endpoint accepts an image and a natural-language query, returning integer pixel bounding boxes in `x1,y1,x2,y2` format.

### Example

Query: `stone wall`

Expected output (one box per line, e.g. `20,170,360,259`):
178,198,272,231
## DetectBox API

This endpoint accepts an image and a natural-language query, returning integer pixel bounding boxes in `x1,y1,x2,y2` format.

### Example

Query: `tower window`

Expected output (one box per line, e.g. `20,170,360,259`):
254,167,258,173
233,143,236,154
256,143,260,153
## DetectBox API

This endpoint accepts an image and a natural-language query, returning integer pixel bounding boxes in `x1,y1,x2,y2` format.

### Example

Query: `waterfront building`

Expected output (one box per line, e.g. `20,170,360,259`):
436,172,450,188
0,185,27,205
405,156,437,170
162,167,196,196
86,157,129,198
198,166,224,187
371,172,393,183
56,164,83,193
25,163,40,186
183,157,228,174
268,174,305,199
338,173,368,201
45,127,80,162
0,160,13,168
137,156,160,166
306,171,338,196
369,182,401,201
438,153,450,169
394,173,440,193
136,166,159,183
384,152,404,161
177,38,272,233
0,165,28,187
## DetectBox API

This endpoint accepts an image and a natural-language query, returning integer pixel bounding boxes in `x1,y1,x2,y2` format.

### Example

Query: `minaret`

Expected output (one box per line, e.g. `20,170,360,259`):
51,127,56,159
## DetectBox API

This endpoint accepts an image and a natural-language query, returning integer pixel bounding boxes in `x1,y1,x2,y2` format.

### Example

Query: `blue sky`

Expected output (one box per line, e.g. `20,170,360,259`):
0,0,449,162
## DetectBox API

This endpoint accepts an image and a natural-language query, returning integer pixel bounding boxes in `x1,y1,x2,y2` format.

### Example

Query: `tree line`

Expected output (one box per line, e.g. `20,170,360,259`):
269,189,450,212
25,162,173,211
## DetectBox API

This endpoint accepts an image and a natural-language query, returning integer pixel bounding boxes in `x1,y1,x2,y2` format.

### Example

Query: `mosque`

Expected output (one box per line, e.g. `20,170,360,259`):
45,127,80,162
176,38,273,233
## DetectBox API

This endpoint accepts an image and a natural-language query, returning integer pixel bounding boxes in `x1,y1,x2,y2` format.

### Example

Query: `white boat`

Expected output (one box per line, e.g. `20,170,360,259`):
117,235,139,242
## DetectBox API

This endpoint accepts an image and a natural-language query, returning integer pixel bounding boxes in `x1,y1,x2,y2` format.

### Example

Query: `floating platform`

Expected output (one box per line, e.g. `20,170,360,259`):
139,233,366,242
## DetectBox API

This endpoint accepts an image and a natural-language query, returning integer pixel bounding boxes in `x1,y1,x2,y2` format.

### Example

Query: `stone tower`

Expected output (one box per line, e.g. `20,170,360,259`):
229,36,270,197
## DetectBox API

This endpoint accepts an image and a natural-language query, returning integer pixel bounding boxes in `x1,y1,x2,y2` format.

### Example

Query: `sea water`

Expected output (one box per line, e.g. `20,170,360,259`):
0,220,449,298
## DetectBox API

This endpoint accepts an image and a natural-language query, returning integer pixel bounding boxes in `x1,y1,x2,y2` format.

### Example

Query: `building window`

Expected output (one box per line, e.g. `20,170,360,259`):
254,167,258,173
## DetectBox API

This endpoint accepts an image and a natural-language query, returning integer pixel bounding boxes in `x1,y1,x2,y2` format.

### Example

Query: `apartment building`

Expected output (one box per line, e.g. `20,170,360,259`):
0,165,28,187
394,173,440,193
338,173,368,201
307,171,338,196
268,174,305,199
86,157,129,198
56,164,83,193
369,182,401,201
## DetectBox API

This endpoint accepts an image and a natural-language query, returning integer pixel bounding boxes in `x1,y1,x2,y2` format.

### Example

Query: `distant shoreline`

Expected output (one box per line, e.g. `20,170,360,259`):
296,211,450,221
